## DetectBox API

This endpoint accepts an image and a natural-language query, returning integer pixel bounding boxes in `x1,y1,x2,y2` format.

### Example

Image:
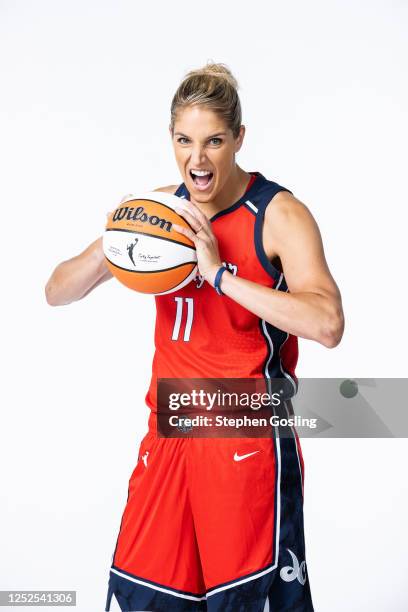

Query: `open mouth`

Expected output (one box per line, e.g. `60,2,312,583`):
189,170,214,190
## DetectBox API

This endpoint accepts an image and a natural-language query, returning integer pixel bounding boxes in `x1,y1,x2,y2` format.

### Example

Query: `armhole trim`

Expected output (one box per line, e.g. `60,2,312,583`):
254,187,292,288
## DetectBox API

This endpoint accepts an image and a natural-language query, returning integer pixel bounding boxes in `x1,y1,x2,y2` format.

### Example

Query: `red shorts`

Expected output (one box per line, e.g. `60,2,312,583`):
105,409,314,611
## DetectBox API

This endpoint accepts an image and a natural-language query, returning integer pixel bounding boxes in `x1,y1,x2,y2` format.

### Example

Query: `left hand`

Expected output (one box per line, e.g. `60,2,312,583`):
172,201,223,287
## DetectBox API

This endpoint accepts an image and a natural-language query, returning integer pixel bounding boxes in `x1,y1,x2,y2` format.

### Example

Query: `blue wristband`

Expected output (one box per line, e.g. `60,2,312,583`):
214,265,229,295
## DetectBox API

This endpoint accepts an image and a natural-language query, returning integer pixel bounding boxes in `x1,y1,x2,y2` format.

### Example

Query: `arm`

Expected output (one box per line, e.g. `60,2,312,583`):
217,192,345,348
45,236,112,306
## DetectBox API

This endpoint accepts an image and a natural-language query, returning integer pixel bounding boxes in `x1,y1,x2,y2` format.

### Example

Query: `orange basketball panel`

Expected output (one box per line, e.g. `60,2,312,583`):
105,260,197,294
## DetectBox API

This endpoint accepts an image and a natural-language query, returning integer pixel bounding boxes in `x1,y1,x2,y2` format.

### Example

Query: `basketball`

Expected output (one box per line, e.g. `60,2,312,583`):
103,192,198,295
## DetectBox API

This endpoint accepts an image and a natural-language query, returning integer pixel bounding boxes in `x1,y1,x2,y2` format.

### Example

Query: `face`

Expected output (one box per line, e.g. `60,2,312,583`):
170,105,245,201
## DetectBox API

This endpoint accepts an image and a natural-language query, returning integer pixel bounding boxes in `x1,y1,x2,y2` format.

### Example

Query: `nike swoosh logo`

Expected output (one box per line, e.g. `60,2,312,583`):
233,451,260,462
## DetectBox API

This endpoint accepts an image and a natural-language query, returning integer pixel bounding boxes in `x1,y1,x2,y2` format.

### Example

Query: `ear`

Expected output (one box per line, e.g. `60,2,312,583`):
169,125,173,137
235,125,246,153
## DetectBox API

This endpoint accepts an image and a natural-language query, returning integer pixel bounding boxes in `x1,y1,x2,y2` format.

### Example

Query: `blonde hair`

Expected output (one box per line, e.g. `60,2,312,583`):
170,61,242,138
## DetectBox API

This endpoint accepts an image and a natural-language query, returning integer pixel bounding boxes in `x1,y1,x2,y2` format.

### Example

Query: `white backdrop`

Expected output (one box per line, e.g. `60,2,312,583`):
1,1,407,611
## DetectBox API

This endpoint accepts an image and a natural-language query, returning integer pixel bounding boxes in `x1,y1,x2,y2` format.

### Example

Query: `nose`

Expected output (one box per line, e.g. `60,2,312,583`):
190,143,207,167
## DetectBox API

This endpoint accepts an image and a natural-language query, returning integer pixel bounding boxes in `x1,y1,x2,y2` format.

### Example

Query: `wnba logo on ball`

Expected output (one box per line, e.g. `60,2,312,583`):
113,205,172,232
126,238,139,266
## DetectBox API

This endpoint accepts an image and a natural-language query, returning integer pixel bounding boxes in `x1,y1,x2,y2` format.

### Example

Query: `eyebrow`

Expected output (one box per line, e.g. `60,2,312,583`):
174,132,227,138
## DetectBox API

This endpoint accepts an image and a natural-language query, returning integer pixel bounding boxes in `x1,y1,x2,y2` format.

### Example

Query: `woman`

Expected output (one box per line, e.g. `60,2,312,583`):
45,63,344,611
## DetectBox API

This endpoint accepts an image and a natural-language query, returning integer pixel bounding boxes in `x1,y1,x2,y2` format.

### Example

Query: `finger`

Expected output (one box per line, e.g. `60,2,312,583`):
174,206,205,233
180,200,209,227
172,223,201,242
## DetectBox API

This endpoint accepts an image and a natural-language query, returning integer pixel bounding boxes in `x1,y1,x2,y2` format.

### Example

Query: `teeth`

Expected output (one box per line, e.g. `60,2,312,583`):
191,170,211,176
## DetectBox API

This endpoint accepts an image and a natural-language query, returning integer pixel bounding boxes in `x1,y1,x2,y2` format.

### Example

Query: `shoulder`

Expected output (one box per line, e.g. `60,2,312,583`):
265,189,310,219
264,189,318,238
153,184,180,194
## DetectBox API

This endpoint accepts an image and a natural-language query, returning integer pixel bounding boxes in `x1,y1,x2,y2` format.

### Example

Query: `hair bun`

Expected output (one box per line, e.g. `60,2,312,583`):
191,61,239,89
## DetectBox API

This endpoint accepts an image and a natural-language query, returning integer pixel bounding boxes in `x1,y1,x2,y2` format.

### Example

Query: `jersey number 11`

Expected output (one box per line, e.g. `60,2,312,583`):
171,297,194,342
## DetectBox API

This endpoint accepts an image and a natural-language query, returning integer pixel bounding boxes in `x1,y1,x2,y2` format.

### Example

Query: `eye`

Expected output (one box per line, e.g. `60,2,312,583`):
177,137,189,144
209,137,222,145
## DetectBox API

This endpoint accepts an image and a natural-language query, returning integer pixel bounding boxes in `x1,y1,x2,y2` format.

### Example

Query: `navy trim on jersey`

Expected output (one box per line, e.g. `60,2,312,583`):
173,183,188,198
252,181,293,285
254,215,285,284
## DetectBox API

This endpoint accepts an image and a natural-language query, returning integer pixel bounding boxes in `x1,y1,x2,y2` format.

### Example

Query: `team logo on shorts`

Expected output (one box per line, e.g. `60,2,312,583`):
280,548,307,585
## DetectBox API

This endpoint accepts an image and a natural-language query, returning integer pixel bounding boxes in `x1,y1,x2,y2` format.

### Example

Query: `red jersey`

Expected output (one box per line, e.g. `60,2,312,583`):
145,171,298,414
